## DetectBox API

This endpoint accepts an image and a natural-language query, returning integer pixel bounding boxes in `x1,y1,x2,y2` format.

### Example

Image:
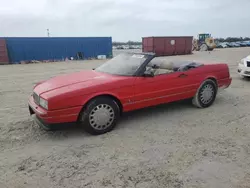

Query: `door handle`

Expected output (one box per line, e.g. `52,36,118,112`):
178,73,188,78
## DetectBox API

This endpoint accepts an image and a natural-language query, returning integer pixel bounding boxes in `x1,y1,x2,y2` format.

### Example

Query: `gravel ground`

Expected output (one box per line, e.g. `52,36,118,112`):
1,48,250,188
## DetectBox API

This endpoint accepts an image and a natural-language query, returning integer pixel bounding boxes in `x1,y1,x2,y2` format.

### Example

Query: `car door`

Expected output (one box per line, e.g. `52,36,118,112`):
127,70,199,111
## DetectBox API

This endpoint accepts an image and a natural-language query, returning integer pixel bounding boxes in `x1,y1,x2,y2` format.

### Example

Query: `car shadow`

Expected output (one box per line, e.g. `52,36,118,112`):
241,76,250,81
43,99,194,137
44,122,90,138
117,99,194,129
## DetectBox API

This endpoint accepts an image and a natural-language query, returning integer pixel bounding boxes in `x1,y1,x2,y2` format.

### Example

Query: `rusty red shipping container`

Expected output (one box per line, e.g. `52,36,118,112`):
0,39,9,64
142,36,193,56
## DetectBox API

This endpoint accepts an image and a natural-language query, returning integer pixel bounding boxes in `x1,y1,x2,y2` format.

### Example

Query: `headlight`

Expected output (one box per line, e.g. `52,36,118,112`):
239,59,245,65
39,97,48,110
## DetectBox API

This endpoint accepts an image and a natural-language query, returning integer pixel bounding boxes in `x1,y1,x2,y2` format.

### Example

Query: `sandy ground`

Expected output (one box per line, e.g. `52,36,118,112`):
1,48,250,188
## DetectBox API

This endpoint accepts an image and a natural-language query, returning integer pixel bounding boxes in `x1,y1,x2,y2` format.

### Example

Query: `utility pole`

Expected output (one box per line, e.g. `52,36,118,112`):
47,29,50,37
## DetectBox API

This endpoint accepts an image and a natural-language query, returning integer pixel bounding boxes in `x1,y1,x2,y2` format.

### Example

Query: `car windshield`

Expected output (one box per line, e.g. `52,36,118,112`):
95,53,147,76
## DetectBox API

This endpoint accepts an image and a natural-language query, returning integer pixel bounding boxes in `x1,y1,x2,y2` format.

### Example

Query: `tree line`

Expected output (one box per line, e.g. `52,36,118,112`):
215,37,250,42
113,37,250,45
113,41,142,46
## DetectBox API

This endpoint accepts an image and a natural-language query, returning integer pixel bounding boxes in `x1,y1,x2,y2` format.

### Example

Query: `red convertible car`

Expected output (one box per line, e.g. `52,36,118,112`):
29,53,232,135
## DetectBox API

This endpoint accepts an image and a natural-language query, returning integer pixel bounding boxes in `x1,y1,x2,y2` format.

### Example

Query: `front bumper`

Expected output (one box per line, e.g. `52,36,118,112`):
28,96,82,130
30,113,52,130
238,64,250,77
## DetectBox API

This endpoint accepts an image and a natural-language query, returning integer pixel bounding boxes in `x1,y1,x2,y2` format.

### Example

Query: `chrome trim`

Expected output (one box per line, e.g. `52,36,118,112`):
88,104,115,130
46,113,79,119
124,90,196,105
218,78,231,81
200,84,214,104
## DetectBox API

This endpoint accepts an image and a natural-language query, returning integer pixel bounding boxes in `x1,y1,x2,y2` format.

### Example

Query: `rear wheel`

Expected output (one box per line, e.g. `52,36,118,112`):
79,97,120,135
192,79,217,108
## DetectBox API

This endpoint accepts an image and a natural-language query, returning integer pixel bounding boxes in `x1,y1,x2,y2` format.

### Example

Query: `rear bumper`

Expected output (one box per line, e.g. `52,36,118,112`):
28,96,82,129
218,77,232,89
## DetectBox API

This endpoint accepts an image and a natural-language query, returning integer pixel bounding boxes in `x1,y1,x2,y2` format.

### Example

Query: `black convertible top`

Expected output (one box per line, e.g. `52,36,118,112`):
148,59,204,72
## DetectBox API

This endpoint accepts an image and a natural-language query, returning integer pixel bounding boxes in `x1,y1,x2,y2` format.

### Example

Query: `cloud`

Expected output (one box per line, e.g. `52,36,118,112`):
0,0,249,41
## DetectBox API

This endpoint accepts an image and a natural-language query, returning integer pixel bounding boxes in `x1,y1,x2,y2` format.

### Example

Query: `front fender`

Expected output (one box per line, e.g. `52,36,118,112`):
80,91,122,107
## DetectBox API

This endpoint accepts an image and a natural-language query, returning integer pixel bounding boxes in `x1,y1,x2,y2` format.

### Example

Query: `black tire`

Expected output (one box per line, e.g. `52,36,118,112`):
192,79,217,108
200,44,208,51
79,97,120,135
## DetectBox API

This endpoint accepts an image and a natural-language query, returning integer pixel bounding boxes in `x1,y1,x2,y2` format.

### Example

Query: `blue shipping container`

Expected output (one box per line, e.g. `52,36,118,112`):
1,37,112,63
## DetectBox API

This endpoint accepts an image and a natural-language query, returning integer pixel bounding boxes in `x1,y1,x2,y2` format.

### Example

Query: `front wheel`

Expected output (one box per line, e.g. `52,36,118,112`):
79,97,120,135
192,79,217,108
200,44,208,51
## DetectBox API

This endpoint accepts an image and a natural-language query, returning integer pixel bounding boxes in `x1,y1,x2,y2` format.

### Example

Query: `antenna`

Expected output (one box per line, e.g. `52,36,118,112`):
47,29,50,37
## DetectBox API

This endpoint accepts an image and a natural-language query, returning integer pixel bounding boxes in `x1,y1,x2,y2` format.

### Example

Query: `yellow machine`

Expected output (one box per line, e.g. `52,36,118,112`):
193,33,216,51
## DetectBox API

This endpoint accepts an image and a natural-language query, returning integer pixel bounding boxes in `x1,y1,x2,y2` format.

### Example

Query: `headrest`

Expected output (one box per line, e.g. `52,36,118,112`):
158,61,174,70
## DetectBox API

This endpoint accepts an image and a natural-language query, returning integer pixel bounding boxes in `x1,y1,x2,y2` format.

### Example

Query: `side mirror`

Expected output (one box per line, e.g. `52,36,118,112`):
143,69,154,77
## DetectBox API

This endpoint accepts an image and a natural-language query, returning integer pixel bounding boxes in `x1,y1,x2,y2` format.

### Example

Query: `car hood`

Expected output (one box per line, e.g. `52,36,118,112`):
34,70,113,95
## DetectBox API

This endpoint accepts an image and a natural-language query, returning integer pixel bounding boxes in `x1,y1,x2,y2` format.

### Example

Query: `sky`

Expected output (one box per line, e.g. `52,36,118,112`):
0,0,249,41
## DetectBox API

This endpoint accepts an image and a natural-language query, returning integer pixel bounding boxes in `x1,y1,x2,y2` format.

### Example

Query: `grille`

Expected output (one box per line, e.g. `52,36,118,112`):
33,92,39,105
247,61,250,67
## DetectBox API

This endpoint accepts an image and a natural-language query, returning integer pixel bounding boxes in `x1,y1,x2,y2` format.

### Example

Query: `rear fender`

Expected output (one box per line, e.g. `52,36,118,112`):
203,76,218,85
201,63,230,88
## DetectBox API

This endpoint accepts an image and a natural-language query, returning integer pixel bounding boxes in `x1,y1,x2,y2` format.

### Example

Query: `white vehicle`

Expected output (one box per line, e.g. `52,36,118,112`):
238,55,250,77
